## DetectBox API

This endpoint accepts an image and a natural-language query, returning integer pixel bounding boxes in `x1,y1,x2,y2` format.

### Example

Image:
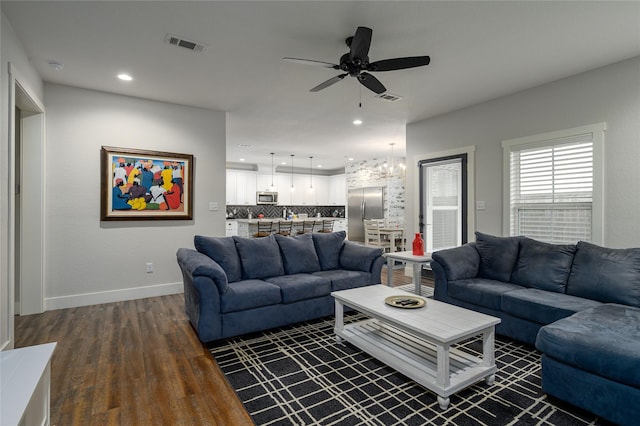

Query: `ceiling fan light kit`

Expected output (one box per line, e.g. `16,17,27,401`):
284,26,430,95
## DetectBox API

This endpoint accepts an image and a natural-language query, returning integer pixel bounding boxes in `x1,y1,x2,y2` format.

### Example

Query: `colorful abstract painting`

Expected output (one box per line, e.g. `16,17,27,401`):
101,146,194,220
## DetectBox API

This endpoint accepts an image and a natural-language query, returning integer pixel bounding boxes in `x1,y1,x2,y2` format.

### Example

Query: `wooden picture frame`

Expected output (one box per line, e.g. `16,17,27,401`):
100,146,194,221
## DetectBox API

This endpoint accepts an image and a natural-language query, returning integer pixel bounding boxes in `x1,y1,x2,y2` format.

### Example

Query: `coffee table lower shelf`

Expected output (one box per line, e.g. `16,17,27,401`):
335,319,496,410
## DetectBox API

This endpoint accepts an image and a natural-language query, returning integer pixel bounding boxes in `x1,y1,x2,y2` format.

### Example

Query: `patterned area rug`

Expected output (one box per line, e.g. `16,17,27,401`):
209,308,604,425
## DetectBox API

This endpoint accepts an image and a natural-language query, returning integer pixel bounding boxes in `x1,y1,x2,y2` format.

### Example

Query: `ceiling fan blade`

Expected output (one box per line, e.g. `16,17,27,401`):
369,56,431,72
350,27,373,62
357,72,386,94
283,57,339,69
310,74,348,92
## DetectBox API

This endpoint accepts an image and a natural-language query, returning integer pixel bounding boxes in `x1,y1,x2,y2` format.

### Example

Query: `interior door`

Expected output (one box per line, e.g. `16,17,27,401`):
419,155,467,252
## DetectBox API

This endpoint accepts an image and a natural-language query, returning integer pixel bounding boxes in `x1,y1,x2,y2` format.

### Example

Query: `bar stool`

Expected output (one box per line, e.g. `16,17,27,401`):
298,220,316,235
277,221,293,236
318,220,334,233
253,221,273,238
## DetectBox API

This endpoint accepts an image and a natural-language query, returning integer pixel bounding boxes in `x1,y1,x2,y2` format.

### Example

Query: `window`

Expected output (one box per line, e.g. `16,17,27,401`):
502,123,605,245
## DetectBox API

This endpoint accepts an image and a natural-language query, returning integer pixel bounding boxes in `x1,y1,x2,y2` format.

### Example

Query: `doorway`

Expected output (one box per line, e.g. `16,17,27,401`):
13,80,46,316
418,154,468,252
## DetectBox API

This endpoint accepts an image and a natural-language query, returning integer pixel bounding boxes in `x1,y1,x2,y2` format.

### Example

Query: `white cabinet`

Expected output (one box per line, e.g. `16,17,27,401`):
226,170,256,205
1,342,56,426
225,220,238,237
329,174,346,205
256,173,275,192
314,176,330,205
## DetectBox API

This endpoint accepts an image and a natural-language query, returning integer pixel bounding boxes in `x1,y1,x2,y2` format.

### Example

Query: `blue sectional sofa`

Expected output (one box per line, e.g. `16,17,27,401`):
176,231,383,343
431,232,640,425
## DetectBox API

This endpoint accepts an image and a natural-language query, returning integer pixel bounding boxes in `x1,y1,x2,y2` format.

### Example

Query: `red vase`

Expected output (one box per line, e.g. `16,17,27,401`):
412,233,424,256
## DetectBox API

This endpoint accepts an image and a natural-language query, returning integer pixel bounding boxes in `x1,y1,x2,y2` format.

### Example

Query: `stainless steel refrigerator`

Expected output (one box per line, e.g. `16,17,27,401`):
347,186,384,242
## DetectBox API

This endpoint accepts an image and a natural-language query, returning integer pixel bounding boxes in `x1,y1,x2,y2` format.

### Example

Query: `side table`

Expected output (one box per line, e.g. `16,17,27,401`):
383,250,432,295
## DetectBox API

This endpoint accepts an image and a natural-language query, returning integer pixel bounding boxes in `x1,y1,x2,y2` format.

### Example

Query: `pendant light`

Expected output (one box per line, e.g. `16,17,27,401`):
309,156,314,191
269,152,275,191
289,154,295,192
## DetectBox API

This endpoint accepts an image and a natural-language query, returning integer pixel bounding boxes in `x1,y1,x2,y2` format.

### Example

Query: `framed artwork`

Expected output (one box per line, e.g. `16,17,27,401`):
101,146,194,221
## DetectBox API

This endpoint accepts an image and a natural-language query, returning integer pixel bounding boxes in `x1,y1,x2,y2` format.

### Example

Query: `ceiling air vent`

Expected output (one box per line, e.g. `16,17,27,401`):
375,92,403,102
165,34,206,53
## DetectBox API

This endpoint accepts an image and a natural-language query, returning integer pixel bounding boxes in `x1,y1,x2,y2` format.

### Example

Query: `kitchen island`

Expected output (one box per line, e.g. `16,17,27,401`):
227,217,347,238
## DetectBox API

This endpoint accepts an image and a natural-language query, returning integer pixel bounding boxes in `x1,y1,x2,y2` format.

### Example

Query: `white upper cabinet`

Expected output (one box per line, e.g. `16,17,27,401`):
227,170,345,206
226,170,256,205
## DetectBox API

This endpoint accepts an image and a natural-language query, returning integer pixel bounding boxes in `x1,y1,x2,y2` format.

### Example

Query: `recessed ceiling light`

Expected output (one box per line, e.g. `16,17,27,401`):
317,165,323,168
281,161,287,165
353,119,363,125
117,73,133,81
348,157,354,161
239,158,245,162
48,61,64,71
238,144,253,148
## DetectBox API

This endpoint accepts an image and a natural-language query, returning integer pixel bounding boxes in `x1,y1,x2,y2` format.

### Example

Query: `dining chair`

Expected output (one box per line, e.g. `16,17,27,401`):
277,221,293,236
364,219,391,252
253,221,273,238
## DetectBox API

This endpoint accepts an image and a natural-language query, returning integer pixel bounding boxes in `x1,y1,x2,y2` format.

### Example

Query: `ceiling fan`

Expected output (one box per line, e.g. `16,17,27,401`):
284,26,430,95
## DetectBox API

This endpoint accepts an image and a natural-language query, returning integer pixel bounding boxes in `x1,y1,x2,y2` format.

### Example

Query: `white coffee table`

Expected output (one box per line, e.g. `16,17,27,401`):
332,285,501,410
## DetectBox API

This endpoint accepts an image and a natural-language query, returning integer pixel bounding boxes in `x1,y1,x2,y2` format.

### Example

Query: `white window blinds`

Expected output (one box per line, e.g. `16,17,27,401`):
508,134,594,244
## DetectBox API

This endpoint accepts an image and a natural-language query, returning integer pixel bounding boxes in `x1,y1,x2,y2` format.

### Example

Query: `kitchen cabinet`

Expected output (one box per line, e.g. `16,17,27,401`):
226,170,256,205
225,220,238,237
329,174,346,205
256,173,275,192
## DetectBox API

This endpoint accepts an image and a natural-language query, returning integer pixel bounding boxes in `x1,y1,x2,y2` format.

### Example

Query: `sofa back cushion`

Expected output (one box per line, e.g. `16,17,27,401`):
511,238,576,293
566,241,640,307
275,233,321,275
194,235,242,282
475,232,521,282
233,235,285,280
312,231,346,270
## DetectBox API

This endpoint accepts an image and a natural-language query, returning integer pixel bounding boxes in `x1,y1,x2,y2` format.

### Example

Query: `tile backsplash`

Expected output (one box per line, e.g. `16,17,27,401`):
227,205,345,219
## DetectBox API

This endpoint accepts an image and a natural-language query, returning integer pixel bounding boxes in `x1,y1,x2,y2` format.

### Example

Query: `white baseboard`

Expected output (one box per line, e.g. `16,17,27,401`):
44,282,183,311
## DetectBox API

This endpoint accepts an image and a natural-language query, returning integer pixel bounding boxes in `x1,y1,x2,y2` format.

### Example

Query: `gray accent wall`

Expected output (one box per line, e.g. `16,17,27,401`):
406,56,640,249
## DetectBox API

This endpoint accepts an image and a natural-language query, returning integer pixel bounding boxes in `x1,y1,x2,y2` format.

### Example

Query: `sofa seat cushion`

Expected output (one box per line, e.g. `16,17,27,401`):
312,231,346,270
475,232,521,282
312,270,372,291
510,238,576,293
448,278,525,310
221,280,282,313
233,235,285,280
502,288,602,325
536,304,640,388
265,274,331,303
566,241,640,307
194,235,242,283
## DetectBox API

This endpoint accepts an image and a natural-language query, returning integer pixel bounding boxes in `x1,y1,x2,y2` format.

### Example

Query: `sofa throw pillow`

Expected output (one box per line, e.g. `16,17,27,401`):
233,235,285,280
312,231,346,270
340,242,382,272
566,241,640,307
475,231,521,282
275,233,321,275
194,235,242,283
510,238,576,293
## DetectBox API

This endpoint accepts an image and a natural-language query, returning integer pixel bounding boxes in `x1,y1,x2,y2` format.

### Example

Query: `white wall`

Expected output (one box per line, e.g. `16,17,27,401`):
43,84,226,309
1,11,45,348
406,56,640,249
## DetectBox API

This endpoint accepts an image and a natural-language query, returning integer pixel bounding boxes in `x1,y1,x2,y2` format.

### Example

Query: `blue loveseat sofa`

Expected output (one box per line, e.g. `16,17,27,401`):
431,232,640,425
176,231,383,343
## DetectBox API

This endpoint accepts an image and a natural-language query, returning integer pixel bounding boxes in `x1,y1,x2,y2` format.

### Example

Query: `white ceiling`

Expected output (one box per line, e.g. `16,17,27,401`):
3,1,639,171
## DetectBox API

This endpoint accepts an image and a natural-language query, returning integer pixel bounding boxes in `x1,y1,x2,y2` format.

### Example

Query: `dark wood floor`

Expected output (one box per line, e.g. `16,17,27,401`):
14,269,432,425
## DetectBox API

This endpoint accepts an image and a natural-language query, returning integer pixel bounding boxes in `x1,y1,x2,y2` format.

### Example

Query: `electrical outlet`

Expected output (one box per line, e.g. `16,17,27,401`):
476,201,486,210
209,201,219,211
146,262,153,273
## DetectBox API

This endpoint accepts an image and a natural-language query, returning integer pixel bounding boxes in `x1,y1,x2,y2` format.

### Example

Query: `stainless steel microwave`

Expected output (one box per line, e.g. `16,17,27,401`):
256,191,278,204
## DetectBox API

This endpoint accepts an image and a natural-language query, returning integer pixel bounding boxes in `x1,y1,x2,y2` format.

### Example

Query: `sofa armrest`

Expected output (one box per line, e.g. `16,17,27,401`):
431,243,480,302
177,248,229,294
431,243,480,281
339,242,384,276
